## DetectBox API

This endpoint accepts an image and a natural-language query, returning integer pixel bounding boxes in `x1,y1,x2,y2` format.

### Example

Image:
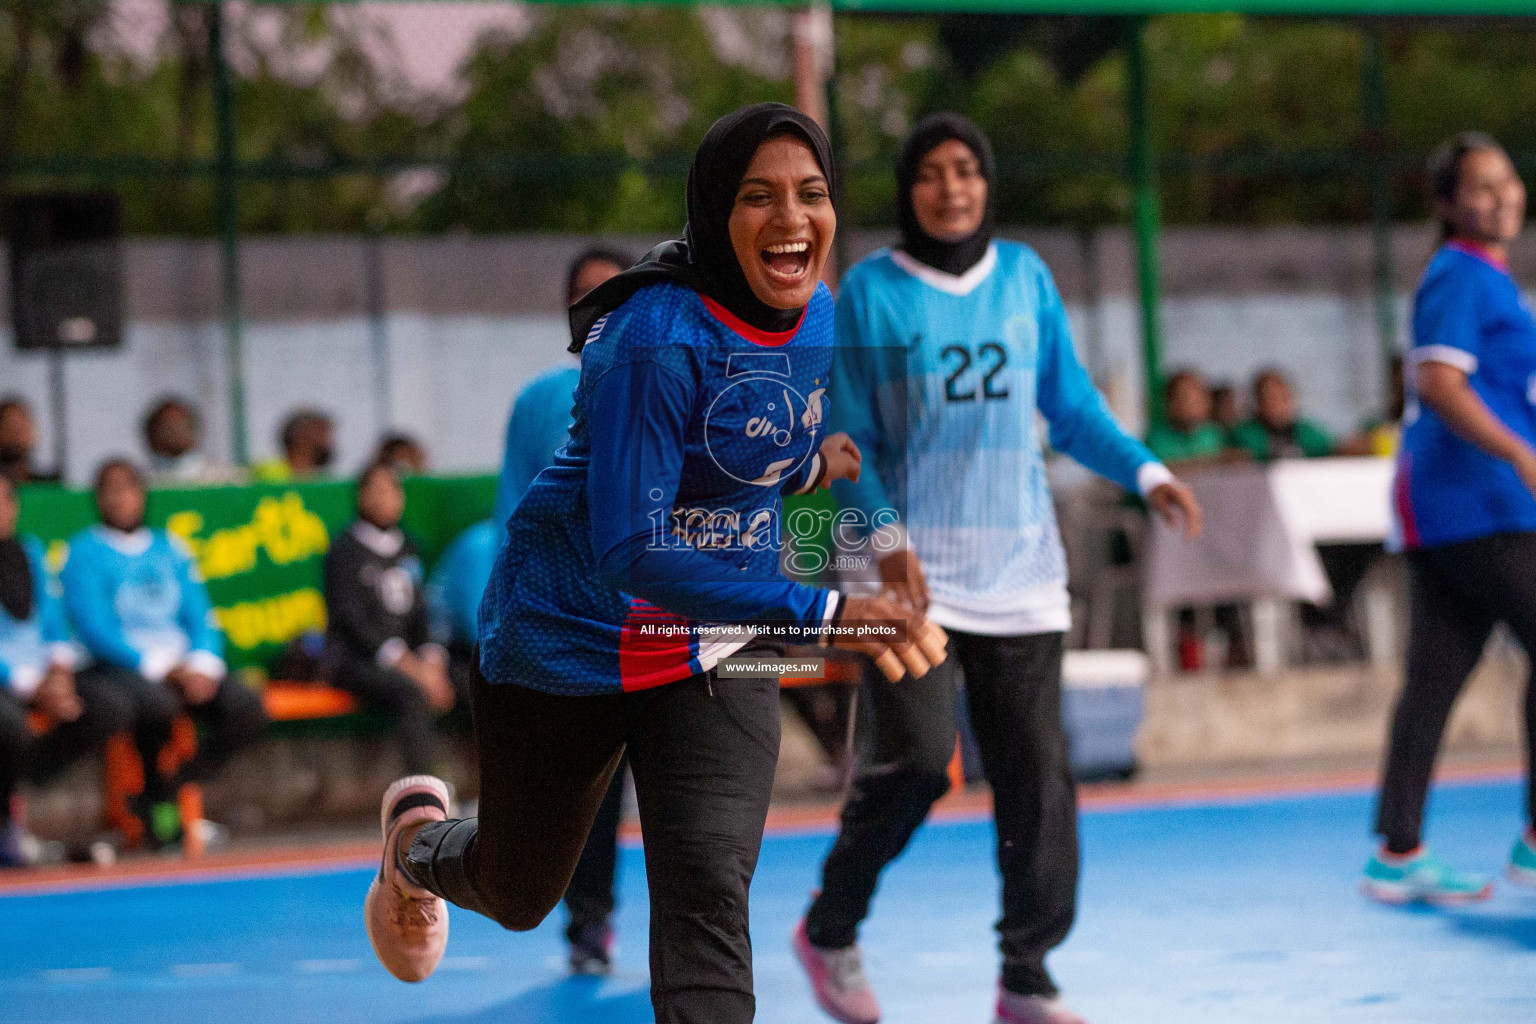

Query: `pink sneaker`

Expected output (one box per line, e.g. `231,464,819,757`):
364,775,452,982
994,986,1088,1024
792,918,881,1024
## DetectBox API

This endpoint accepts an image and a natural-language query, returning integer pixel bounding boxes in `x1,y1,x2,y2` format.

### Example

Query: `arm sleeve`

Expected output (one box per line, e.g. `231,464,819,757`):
324,540,398,661
1412,265,1484,372
587,358,830,628
827,281,899,528
425,560,454,646
405,545,432,649
1034,267,1162,495
30,539,70,648
493,393,537,527
61,543,145,672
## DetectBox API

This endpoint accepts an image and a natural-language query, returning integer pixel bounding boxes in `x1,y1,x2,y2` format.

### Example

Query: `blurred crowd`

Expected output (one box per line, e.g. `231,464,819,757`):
1143,358,1405,471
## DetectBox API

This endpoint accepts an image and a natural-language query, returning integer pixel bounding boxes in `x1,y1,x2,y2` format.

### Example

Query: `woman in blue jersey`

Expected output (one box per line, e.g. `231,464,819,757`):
792,114,1201,1024
362,104,947,1023
1364,133,1536,904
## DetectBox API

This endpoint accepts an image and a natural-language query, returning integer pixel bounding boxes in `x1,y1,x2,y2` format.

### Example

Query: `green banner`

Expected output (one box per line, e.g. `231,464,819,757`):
17,475,497,672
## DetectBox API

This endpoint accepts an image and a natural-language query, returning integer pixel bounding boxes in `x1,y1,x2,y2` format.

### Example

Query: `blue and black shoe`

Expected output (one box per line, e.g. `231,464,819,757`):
1507,831,1536,890
1362,847,1492,905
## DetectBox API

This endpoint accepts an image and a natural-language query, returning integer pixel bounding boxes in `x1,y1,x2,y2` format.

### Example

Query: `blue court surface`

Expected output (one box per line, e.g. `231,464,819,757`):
4,778,1534,1024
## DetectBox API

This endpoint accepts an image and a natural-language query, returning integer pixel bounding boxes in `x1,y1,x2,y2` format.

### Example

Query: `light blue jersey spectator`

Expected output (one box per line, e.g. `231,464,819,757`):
427,519,499,647
59,460,266,849
0,473,128,866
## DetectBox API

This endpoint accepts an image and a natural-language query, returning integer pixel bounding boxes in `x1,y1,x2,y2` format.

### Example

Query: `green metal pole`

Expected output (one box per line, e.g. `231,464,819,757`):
1126,16,1165,428
211,1,249,466
1362,23,1399,384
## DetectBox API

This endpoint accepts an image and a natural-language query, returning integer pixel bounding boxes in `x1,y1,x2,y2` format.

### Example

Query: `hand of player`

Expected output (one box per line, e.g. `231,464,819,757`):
816,432,861,489
834,593,948,683
400,652,455,713
1513,447,1536,501
169,667,219,706
31,666,82,724
1148,479,1203,540
877,548,930,614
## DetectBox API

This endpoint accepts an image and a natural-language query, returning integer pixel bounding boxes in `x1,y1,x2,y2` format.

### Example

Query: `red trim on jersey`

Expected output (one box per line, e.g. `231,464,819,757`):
617,598,699,692
701,295,804,347
1394,454,1421,550
1446,239,1510,272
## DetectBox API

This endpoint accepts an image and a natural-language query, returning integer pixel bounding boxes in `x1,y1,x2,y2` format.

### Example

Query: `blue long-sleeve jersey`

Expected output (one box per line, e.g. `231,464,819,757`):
61,526,226,682
493,364,583,526
0,537,76,696
478,281,839,695
830,242,1164,636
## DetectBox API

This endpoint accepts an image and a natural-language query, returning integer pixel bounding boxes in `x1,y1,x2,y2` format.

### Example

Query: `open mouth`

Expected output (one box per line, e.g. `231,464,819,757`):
761,240,812,283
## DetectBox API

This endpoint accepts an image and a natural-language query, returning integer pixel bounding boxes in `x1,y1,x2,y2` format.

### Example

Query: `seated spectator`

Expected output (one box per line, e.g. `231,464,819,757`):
61,460,267,849
254,409,336,482
0,475,131,866
426,519,499,655
0,397,59,486
373,433,429,476
1145,369,1232,469
1210,381,1241,433
325,462,464,776
1229,368,1336,461
142,397,242,486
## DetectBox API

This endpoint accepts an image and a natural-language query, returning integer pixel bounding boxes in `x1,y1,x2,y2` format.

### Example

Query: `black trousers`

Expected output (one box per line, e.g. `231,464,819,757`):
332,656,467,776
1376,532,1536,853
406,665,780,1024
96,664,268,803
0,666,133,822
805,630,1077,999
564,755,626,942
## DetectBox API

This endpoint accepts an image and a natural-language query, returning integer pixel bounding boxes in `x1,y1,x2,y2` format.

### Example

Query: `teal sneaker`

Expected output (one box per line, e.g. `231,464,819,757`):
1507,831,1536,890
1361,848,1492,905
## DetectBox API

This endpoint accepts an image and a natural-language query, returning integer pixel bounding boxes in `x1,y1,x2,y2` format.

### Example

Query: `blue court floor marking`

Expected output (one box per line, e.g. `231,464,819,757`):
3,779,1533,1024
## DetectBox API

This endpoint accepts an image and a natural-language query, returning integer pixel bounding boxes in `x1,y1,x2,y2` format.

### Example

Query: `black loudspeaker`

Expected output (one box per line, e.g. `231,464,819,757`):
7,192,123,351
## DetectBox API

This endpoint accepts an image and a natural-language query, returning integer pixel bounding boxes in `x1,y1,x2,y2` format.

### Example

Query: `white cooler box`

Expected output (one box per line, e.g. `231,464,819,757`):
1060,650,1148,780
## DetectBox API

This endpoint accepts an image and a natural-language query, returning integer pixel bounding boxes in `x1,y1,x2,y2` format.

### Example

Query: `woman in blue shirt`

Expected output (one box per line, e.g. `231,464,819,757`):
362,105,947,1022
61,460,267,849
0,474,130,866
1367,134,1536,903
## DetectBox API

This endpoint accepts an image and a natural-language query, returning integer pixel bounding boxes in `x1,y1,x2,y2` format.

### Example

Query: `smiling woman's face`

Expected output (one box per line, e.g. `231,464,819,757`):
728,135,835,311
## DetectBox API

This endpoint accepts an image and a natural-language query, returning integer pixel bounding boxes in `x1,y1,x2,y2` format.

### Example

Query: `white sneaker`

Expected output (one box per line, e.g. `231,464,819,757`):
994,986,1088,1024
364,776,451,982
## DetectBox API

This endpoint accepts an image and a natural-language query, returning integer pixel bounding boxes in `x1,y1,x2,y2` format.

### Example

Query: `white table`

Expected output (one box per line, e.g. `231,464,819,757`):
1143,457,1396,674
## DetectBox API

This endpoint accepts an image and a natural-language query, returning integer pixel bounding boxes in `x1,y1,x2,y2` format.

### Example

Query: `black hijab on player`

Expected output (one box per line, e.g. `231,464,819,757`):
568,102,835,352
896,112,996,277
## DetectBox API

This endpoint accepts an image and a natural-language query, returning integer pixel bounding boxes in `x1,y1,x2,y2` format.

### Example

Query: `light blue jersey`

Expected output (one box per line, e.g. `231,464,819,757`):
0,537,76,696
426,518,499,646
494,364,583,526
60,526,226,682
830,242,1165,635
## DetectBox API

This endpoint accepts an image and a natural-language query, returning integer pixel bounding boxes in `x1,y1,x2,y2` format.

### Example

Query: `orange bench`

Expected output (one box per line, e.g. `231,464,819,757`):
27,682,360,857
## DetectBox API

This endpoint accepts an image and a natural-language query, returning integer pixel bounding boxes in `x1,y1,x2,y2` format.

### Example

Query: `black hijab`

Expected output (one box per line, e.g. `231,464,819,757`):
0,539,30,622
896,112,995,277
569,103,835,352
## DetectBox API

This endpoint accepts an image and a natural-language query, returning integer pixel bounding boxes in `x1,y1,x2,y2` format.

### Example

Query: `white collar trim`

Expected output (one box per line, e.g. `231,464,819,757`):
889,243,998,296
93,525,153,556
351,520,404,558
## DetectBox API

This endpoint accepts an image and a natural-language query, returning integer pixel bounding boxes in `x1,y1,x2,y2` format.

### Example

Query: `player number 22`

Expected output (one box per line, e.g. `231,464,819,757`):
941,342,1009,403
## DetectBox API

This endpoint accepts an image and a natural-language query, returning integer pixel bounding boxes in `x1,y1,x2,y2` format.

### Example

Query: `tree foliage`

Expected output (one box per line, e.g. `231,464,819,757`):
6,5,1536,233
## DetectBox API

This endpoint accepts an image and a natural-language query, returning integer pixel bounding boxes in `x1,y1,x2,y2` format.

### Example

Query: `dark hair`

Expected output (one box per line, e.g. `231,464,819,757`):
0,395,31,420
1163,367,1205,401
1428,131,1508,240
280,409,333,453
565,247,633,306
94,457,144,493
141,396,198,441
1252,367,1291,398
356,459,400,496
